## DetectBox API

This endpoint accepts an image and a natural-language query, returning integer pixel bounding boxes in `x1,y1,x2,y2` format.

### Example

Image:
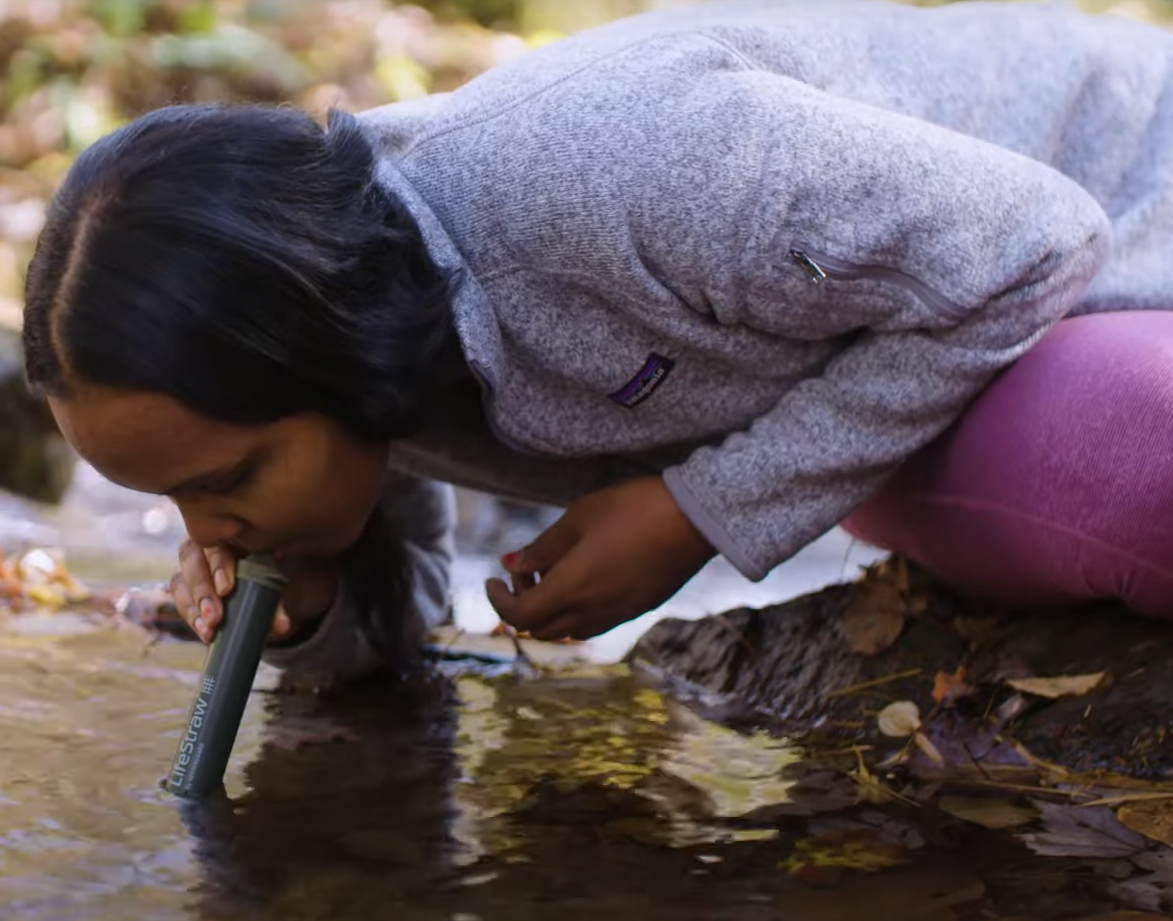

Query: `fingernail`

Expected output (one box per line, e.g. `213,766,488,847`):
199,597,216,624
501,552,520,569
213,569,229,595
193,615,205,635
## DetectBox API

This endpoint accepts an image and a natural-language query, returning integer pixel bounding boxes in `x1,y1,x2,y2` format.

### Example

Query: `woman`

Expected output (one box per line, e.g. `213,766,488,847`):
23,0,1173,680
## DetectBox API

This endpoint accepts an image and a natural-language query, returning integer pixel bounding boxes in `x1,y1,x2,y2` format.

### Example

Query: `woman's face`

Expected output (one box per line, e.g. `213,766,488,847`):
49,385,390,559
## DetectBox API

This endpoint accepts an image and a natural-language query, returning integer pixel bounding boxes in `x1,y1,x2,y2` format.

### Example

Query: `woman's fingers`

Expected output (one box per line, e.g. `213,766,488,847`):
268,605,293,640
205,544,236,598
175,540,237,643
501,516,578,579
169,544,336,646
168,569,203,640
509,570,538,595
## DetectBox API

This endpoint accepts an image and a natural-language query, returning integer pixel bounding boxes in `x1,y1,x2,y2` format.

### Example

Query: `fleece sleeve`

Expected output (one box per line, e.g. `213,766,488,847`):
261,471,456,679
616,48,1111,580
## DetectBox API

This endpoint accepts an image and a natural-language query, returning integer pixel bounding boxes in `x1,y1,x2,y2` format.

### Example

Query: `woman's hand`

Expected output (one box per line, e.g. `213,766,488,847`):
485,476,715,641
169,539,340,644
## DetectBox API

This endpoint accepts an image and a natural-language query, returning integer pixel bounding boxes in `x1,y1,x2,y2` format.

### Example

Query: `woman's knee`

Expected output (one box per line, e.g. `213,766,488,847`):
844,311,1173,616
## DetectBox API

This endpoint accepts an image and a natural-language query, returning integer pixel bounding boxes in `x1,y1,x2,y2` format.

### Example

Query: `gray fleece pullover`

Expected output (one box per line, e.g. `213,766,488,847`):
268,0,1173,678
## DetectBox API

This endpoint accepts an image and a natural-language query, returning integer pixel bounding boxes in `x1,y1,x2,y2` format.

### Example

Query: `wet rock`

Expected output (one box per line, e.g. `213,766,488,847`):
629,560,1173,778
0,329,74,503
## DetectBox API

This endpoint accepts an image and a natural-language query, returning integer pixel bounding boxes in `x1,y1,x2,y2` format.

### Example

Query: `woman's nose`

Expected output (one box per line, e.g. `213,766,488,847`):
176,504,248,550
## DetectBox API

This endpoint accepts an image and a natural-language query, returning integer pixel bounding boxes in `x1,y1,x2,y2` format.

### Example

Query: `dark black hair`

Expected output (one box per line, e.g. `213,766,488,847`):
23,103,454,665
22,102,452,443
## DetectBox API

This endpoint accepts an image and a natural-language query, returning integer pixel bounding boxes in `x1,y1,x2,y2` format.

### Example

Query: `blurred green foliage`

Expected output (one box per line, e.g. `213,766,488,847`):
0,0,1171,307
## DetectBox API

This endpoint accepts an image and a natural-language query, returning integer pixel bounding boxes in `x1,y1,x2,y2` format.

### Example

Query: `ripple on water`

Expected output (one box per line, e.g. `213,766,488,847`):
0,620,1160,920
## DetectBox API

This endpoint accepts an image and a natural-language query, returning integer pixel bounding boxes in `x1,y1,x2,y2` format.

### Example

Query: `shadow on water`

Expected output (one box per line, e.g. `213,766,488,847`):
0,620,1161,920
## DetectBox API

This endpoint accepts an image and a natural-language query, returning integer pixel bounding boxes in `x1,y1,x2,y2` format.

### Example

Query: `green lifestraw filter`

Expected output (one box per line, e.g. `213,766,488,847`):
165,552,288,799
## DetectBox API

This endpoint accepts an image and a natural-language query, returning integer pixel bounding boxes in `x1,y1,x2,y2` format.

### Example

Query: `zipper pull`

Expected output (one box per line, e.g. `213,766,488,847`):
789,249,827,283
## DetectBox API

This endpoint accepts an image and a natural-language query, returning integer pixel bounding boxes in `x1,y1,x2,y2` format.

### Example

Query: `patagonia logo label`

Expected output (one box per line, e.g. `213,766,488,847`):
609,353,675,409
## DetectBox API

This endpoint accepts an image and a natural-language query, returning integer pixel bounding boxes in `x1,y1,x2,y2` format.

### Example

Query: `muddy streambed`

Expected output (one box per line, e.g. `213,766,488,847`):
0,613,1165,921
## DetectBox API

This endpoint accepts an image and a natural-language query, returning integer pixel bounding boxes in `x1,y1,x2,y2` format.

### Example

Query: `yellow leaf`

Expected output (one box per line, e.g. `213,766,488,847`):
781,833,906,875
1005,673,1107,699
25,584,65,608
1118,798,1173,848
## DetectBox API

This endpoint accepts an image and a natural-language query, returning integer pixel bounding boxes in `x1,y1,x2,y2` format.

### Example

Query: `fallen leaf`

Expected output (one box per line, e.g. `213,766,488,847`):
877,701,921,738
1005,672,1107,699
938,795,1039,830
781,830,906,877
1107,846,1173,913
1105,877,1169,916
1132,846,1173,876
842,570,906,656
905,707,1034,778
1019,801,1147,858
874,555,911,592
931,665,976,707
1118,799,1173,849
489,620,581,645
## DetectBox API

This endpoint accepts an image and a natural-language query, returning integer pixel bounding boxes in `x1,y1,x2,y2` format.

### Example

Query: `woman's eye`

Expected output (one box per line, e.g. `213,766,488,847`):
209,463,255,495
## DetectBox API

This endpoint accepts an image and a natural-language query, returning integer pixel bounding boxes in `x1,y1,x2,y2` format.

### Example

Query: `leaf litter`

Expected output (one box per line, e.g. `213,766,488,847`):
938,795,1039,830
1117,799,1173,848
878,701,922,738
1019,802,1148,858
841,557,910,655
931,665,976,706
788,559,1173,915
72,549,1169,916
1006,672,1109,699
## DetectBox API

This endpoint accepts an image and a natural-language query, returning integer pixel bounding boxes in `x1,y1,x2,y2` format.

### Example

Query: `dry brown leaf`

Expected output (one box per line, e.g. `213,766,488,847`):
1118,798,1173,849
1005,672,1107,699
931,665,976,706
877,701,921,738
938,795,1039,830
842,578,906,656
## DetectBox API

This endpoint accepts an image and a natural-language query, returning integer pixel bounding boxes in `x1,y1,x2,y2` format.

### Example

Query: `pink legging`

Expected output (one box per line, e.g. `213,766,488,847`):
841,311,1173,619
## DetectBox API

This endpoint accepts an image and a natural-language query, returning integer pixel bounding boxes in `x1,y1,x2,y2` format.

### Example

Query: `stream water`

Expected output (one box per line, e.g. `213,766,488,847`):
1,618,1163,921
0,467,1166,919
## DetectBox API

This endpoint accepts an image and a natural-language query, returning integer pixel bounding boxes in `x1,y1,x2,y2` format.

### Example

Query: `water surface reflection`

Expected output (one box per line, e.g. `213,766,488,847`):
0,622,1152,920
